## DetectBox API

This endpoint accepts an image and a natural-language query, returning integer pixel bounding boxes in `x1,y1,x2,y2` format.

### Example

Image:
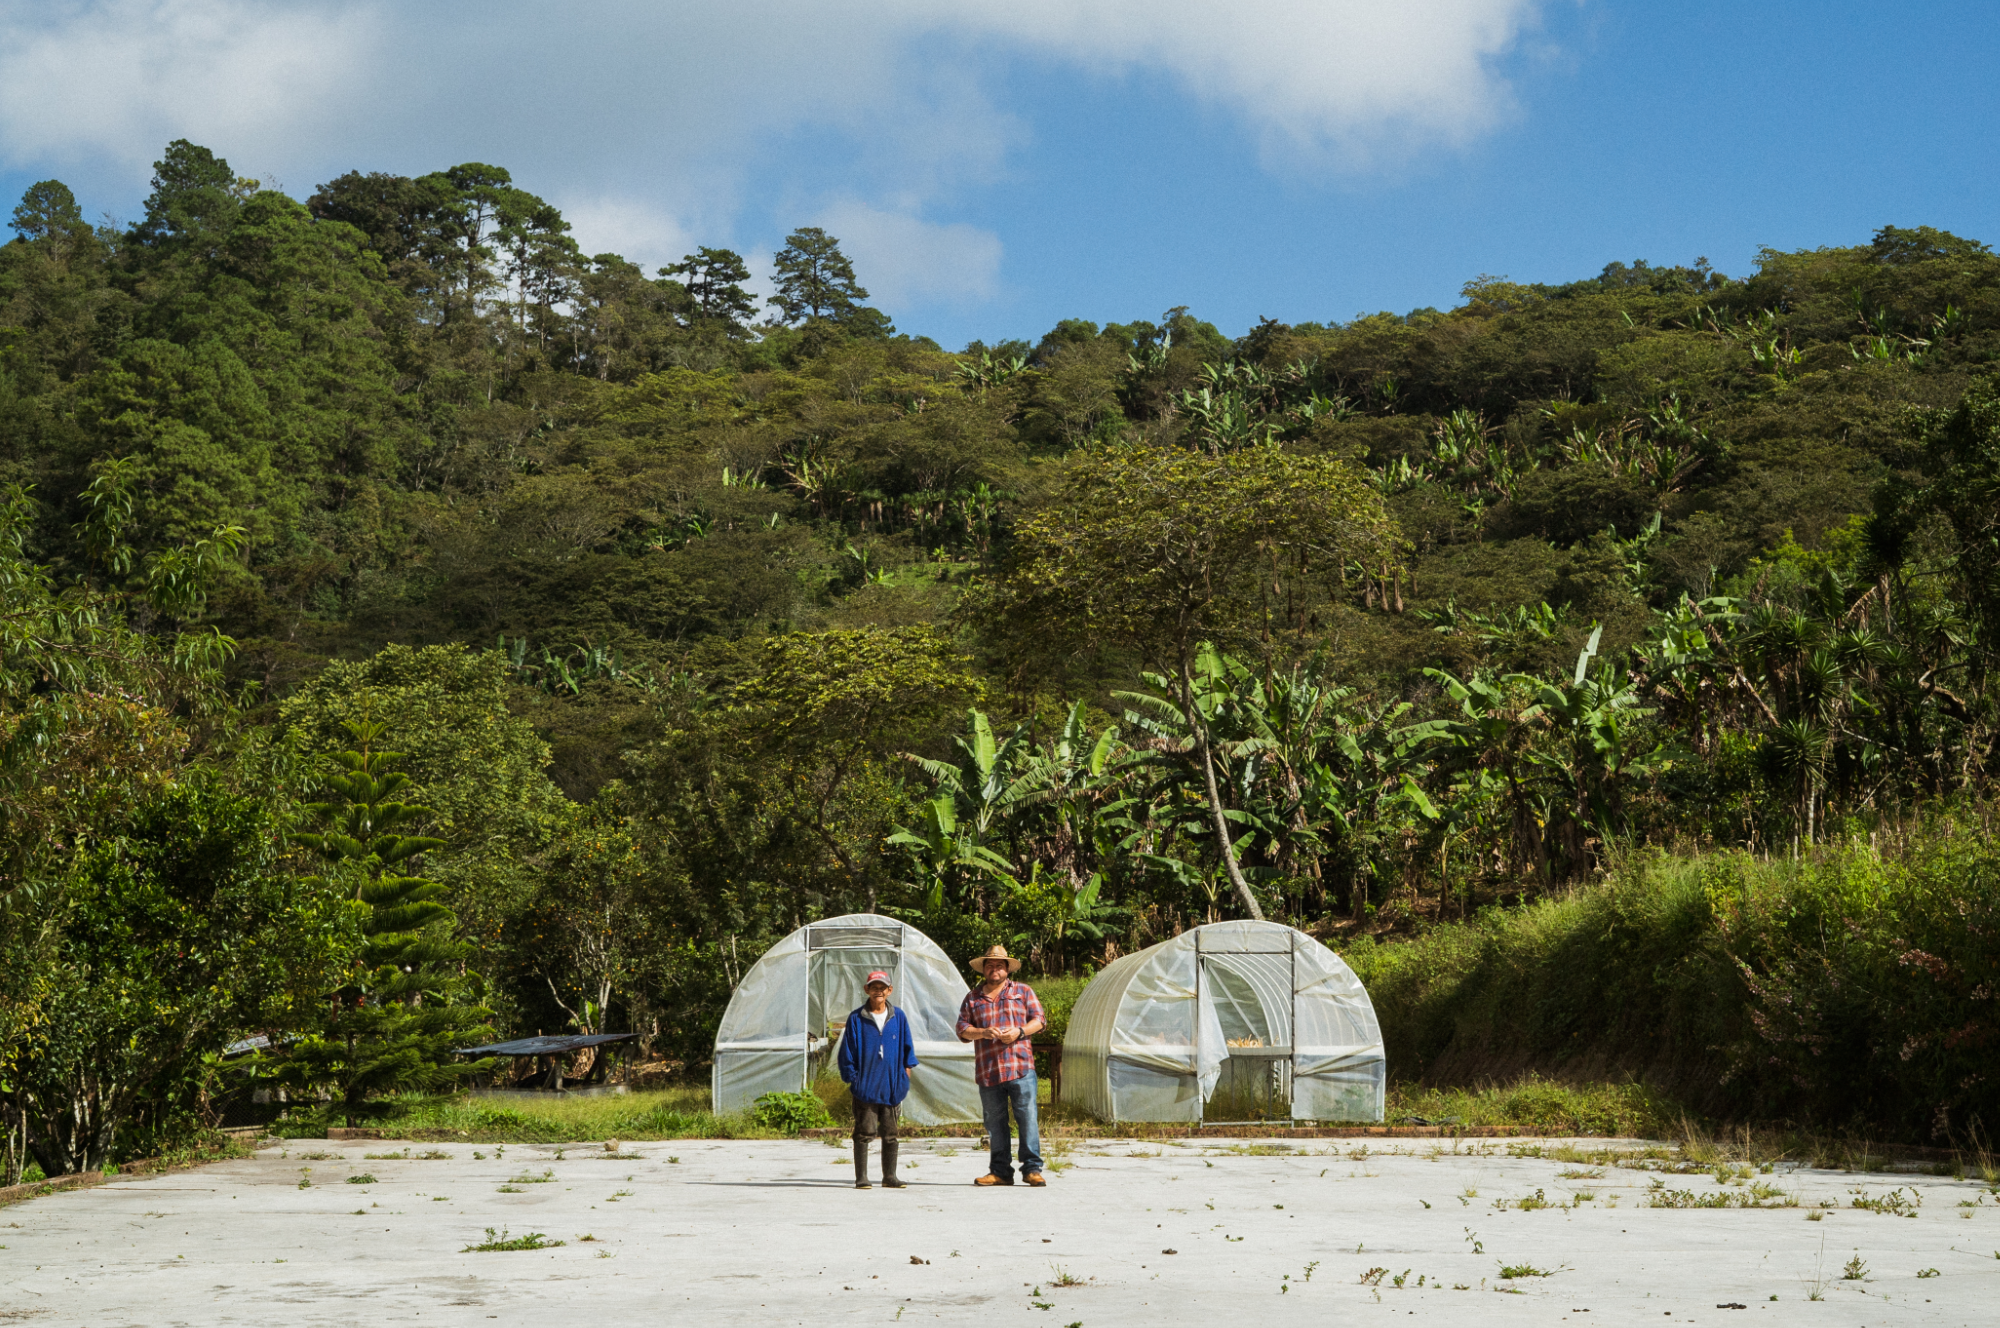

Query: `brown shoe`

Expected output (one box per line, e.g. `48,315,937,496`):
974,1173,1014,1187
1024,1172,1046,1187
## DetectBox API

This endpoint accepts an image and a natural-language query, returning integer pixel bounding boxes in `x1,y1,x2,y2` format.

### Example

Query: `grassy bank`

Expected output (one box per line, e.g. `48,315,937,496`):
1344,817,2000,1145
271,1087,776,1143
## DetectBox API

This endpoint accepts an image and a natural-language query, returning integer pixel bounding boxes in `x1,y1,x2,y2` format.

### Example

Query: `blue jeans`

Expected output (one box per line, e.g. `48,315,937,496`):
980,1070,1042,1179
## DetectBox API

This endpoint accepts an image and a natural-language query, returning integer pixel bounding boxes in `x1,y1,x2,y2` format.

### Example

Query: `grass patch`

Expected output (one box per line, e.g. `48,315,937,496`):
1646,1177,1795,1208
1498,1262,1555,1279
463,1227,564,1252
274,1087,777,1144
345,1173,376,1185
1387,1076,1678,1137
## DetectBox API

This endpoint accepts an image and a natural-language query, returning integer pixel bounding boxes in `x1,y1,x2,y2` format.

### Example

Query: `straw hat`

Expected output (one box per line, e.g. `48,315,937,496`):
968,944,1022,975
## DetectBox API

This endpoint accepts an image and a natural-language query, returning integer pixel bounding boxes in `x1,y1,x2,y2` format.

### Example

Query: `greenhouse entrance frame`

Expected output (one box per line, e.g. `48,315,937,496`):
802,922,905,1083
1194,926,1298,1126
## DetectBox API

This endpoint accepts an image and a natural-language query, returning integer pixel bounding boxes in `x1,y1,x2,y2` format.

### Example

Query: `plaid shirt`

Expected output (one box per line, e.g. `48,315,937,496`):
956,979,1045,1087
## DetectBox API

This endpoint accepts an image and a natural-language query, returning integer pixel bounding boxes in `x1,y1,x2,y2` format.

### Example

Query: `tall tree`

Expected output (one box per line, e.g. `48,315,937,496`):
132,139,245,248
419,162,520,314
9,180,90,260
981,443,1399,919
262,721,496,1125
664,246,757,330
767,226,867,324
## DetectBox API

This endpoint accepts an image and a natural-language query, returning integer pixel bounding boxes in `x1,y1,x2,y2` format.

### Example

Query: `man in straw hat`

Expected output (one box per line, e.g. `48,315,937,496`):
955,944,1047,1186
838,970,917,1189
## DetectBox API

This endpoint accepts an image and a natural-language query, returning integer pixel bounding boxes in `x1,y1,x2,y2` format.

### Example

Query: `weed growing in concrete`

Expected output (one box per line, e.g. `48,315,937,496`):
505,1170,555,1185
1645,1177,1795,1208
1302,1260,1318,1282
1916,1267,1939,1278
364,1150,409,1160
1498,1188,1551,1211
1358,1267,1388,1285
346,1174,376,1185
463,1227,564,1252
296,1169,311,1190
1849,1187,1919,1216
1497,1262,1553,1279
1841,1253,1867,1280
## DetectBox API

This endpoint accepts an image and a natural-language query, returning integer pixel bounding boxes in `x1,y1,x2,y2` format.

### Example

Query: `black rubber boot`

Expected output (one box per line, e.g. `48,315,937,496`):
881,1138,905,1188
853,1139,871,1189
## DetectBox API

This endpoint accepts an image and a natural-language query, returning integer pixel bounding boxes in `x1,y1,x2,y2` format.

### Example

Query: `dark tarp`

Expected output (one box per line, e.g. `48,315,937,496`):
455,1033,636,1057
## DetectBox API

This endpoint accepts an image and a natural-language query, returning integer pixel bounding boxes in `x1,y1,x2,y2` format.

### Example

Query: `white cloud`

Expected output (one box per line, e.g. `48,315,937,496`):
816,201,1003,311
0,1,1554,313
559,196,696,276
938,1,1544,160
0,0,378,173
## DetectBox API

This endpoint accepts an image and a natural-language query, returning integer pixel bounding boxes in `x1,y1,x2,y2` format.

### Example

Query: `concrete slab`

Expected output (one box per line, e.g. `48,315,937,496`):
2,1136,1994,1325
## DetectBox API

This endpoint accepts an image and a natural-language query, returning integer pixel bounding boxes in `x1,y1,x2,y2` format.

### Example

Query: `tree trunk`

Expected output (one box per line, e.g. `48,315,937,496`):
1184,659,1265,921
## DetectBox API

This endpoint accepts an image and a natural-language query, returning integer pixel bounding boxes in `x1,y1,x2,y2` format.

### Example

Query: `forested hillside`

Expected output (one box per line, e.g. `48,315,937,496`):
5,140,1999,1168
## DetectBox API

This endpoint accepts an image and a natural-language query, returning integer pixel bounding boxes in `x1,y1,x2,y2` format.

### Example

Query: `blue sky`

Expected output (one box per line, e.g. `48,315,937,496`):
3,2,1996,350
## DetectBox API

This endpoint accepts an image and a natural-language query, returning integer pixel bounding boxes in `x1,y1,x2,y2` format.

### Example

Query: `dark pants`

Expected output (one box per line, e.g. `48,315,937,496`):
852,1099,899,1140
980,1070,1042,1179
852,1098,900,1185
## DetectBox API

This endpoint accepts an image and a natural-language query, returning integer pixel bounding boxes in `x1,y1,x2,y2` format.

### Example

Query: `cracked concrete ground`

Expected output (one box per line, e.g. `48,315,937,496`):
2,1135,1994,1325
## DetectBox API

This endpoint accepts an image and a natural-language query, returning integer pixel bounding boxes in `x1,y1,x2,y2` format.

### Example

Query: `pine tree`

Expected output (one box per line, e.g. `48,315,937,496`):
269,720,496,1125
766,227,868,325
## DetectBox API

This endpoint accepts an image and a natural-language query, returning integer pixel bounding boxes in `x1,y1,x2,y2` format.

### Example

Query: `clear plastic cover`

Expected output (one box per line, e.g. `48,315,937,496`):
712,913,981,1124
1060,921,1384,1123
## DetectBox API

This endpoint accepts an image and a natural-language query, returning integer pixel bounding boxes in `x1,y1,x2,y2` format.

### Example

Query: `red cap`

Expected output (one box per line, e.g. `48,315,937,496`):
864,971,891,986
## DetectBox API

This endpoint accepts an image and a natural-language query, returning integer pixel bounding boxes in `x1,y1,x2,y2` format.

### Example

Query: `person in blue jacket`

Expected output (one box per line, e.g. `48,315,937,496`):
837,970,919,1189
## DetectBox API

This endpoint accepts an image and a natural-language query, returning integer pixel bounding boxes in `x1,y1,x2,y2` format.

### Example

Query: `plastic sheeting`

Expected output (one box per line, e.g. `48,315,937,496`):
1061,920,1384,1123
711,913,981,1124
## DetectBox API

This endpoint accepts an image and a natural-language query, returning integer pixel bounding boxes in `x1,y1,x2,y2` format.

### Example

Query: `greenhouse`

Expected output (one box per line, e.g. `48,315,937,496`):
1062,920,1384,1123
711,913,980,1124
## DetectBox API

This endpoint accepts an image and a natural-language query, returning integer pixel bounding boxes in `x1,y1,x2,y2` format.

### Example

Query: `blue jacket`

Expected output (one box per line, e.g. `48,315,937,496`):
837,1005,919,1106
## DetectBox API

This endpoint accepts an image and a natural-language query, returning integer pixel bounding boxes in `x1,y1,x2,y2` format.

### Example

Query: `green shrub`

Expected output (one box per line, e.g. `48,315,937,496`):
751,1091,833,1133
1026,975,1089,1043
1347,825,2000,1141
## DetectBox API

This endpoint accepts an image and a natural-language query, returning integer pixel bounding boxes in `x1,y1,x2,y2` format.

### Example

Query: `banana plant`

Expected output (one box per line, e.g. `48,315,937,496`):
1517,626,1670,872
885,795,1015,913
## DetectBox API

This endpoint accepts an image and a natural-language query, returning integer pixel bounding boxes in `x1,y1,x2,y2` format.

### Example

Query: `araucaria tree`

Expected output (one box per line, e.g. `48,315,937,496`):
264,721,496,1125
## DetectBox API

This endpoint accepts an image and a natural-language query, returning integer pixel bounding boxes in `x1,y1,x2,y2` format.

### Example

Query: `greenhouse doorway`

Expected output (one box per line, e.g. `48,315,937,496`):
1197,930,1296,1124
804,923,902,1079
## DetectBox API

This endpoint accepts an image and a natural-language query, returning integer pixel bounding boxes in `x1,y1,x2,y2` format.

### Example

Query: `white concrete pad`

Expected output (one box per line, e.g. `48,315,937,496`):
2,1137,1994,1325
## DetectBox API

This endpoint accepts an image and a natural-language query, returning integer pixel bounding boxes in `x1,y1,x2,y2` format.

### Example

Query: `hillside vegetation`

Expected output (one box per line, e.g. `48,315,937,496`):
4,141,2000,1171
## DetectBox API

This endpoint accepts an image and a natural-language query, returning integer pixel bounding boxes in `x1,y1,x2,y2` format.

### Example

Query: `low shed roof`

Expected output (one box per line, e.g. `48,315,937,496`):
455,1033,636,1057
